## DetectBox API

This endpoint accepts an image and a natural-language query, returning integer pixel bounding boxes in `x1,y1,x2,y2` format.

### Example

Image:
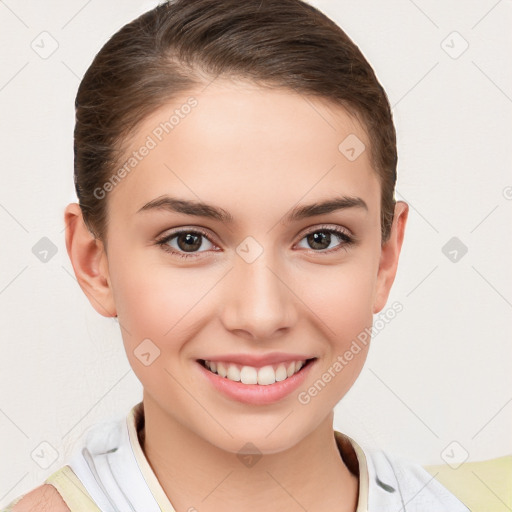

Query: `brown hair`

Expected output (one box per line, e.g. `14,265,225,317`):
74,0,397,247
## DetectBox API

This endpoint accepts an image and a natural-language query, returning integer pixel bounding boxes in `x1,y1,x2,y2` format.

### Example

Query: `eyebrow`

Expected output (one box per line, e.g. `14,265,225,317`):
136,194,368,224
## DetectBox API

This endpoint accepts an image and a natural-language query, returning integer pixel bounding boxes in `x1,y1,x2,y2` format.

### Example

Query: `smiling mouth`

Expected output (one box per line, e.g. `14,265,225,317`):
197,357,317,386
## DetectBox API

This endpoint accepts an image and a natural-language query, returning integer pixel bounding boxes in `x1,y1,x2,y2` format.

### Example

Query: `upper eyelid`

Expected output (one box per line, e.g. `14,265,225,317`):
298,223,352,238
157,227,215,244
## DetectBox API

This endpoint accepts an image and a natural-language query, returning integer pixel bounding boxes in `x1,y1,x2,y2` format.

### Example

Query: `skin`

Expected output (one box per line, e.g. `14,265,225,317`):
63,78,408,512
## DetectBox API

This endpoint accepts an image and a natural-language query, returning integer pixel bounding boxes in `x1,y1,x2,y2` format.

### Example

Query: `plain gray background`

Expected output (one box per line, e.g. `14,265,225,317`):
1,0,511,506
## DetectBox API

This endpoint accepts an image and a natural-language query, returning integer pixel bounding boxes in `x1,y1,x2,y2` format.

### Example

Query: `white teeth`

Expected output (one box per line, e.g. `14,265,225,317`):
226,365,241,382
217,362,227,378
257,365,276,385
275,364,288,382
240,366,258,384
203,359,310,385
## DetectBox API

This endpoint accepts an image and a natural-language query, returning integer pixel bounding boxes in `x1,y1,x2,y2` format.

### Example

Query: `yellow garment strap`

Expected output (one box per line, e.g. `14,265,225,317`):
424,455,512,512
43,465,102,512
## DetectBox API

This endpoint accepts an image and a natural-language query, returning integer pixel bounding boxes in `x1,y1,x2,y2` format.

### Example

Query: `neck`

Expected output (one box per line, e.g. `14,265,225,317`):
137,395,359,512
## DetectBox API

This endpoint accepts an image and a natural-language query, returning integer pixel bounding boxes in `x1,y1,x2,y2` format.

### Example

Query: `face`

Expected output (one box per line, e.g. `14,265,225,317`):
86,79,405,454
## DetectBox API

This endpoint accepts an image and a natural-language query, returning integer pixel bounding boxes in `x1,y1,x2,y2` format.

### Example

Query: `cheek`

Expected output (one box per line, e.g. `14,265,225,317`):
112,260,203,336
294,258,376,389
109,257,203,387
109,249,226,365
297,256,376,334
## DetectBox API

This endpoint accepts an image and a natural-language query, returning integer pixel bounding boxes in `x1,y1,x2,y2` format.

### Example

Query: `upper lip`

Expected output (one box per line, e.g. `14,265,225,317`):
198,352,316,368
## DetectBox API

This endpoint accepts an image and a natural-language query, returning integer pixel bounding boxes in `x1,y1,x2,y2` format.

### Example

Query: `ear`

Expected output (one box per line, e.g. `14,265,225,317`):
64,203,117,318
372,200,409,314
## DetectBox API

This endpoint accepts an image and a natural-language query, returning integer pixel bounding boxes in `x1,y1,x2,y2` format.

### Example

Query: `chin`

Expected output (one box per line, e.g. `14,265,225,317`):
202,425,308,457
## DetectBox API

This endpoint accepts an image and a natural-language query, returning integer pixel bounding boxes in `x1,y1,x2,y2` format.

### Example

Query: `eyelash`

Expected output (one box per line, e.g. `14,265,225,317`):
155,225,355,260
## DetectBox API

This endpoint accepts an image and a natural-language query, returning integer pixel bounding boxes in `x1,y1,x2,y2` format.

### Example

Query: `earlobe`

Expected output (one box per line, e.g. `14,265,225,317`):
372,201,409,314
64,203,117,318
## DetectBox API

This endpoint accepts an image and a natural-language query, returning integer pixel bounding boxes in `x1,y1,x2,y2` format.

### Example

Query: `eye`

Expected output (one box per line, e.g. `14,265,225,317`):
155,228,217,259
155,224,355,260
296,225,354,254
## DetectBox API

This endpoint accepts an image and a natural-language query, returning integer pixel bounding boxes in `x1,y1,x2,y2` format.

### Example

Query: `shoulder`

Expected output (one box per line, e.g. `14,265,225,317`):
9,484,70,512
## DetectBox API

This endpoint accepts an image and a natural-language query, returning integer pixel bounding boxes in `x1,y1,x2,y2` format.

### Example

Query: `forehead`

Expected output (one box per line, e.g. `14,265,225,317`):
106,79,379,225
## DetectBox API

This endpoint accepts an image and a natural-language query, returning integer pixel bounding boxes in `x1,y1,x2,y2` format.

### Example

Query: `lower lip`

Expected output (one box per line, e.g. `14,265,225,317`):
196,359,317,405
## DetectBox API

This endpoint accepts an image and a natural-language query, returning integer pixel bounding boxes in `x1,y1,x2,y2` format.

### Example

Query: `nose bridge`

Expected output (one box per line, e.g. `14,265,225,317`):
221,239,297,338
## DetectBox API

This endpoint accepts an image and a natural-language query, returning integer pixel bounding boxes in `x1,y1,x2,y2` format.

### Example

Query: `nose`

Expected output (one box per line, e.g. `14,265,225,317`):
220,250,299,340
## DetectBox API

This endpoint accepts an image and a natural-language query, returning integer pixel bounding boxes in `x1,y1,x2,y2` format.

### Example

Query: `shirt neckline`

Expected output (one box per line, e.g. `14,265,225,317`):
127,401,369,512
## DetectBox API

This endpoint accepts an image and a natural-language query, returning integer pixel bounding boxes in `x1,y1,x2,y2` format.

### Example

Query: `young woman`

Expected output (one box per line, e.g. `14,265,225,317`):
6,0,470,510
